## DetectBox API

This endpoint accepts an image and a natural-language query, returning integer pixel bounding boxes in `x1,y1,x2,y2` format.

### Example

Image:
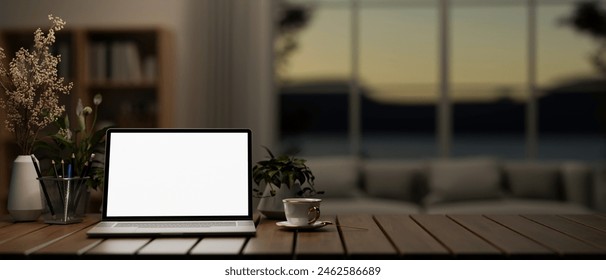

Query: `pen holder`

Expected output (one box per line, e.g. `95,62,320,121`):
37,176,91,224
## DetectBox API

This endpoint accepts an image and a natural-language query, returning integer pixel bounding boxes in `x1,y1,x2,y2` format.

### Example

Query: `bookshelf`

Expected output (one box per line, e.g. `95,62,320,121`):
0,27,173,214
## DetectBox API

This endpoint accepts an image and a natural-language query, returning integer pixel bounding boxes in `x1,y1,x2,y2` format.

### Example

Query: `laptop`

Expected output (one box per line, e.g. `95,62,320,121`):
87,128,256,237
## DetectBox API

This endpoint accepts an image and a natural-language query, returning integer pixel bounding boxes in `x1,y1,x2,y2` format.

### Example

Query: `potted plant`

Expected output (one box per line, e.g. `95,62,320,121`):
37,94,110,190
253,147,322,219
0,15,73,221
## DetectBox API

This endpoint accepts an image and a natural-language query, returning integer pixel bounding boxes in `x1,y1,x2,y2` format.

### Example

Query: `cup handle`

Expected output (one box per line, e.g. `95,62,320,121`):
307,206,321,224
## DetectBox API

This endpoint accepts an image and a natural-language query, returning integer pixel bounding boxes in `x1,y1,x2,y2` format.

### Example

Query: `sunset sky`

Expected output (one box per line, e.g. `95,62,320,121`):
283,1,597,103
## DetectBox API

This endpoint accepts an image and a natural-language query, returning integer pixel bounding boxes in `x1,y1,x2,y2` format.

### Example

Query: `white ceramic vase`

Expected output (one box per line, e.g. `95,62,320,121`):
256,183,300,220
7,155,43,221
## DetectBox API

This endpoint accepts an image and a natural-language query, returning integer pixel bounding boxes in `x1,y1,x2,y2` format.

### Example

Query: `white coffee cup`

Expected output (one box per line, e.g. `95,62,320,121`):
282,198,321,226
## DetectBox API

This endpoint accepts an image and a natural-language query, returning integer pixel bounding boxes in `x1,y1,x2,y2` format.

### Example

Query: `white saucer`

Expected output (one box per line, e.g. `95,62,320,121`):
276,221,327,230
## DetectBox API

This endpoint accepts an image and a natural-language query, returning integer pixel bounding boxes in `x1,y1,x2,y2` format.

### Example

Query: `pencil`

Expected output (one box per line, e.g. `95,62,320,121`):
31,155,55,216
51,159,65,206
51,160,59,178
74,153,95,215
81,153,96,178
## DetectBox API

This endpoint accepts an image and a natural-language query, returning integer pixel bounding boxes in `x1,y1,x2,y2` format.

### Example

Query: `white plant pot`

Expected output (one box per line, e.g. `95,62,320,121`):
256,183,300,220
7,155,43,221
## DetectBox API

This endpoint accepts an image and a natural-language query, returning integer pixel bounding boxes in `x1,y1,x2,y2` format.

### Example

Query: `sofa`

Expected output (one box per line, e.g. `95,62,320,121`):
304,156,605,215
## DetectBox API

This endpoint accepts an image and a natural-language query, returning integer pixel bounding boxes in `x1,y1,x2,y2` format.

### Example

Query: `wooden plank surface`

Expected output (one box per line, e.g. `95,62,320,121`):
0,215,99,255
190,237,247,256
449,215,553,256
337,214,397,258
0,215,12,229
137,238,199,255
242,218,294,258
32,225,102,256
2,214,604,259
295,216,344,259
85,238,151,255
412,215,501,256
561,215,606,232
374,215,449,257
524,215,606,251
0,222,48,245
487,215,604,256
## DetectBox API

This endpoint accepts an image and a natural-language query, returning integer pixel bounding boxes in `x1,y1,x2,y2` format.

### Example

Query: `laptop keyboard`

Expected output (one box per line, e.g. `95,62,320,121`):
115,222,237,228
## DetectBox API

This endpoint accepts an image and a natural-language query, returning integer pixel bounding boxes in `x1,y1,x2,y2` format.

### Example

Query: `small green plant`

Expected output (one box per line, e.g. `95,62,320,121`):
252,147,323,197
36,94,111,190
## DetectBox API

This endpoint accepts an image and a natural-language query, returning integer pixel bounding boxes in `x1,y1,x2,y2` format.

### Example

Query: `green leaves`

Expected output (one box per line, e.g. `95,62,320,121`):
252,147,322,198
33,95,112,191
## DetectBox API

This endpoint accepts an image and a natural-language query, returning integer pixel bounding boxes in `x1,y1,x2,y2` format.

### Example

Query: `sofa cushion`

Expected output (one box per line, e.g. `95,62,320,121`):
561,162,592,207
426,199,592,214
504,162,562,200
305,156,360,198
363,160,425,202
321,197,421,215
425,158,502,205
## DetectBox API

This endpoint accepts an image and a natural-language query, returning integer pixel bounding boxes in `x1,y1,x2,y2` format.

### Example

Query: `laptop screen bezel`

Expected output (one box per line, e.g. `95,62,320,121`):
100,128,254,221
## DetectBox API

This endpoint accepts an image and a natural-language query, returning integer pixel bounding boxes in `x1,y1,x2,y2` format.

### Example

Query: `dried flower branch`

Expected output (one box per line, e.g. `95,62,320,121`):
0,15,73,155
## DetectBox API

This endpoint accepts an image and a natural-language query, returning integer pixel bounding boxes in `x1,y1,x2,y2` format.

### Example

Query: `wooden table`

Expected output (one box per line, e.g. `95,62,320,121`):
1,214,606,259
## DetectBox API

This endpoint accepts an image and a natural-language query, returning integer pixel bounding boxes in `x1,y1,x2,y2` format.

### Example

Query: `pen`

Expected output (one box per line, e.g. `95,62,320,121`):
71,153,76,177
61,160,65,178
31,155,55,216
66,164,73,179
60,159,67,209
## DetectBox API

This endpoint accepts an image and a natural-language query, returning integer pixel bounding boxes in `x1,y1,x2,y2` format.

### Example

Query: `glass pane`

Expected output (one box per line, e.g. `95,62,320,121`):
537,2,606,161
278,4,351,156
360,2,438,158
451,2,527,158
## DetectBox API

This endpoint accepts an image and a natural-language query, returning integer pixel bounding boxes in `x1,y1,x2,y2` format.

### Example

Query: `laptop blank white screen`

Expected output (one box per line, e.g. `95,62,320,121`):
105,131,250,217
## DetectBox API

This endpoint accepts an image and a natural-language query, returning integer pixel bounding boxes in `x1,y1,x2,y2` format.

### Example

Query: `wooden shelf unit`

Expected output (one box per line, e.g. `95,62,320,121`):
0,27,173,214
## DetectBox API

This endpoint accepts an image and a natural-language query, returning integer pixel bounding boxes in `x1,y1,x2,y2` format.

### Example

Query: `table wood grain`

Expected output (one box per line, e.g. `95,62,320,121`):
137,238,199,255
294,216,344,259
337,214,398,258
411,215,501,257
449,215,553,256
190,237,247,256
242,218,294,258
0,216,13,229
1,214,605,259
523,215,606,251
561,214,606,232
487,215,604,256
0,215,98,256
0,222,48,246
86,238,152,255
374,215,449,257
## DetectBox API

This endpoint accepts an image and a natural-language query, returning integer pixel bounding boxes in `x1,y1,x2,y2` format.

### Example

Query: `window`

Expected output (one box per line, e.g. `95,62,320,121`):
278,3,351,156
451,1,527,158
536,2,606,160
360,2,438,158
277,0,606,161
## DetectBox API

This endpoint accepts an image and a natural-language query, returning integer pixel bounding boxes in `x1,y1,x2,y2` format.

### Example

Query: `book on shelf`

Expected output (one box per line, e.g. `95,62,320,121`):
89,42,107,82
142,56,157,83
89,40,152,84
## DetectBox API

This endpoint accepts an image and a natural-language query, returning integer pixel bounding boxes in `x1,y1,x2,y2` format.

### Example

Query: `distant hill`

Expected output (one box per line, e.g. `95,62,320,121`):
279,79,606,136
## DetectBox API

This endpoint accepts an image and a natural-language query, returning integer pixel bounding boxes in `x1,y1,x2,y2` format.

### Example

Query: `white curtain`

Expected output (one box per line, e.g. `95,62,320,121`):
196,0,276,161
